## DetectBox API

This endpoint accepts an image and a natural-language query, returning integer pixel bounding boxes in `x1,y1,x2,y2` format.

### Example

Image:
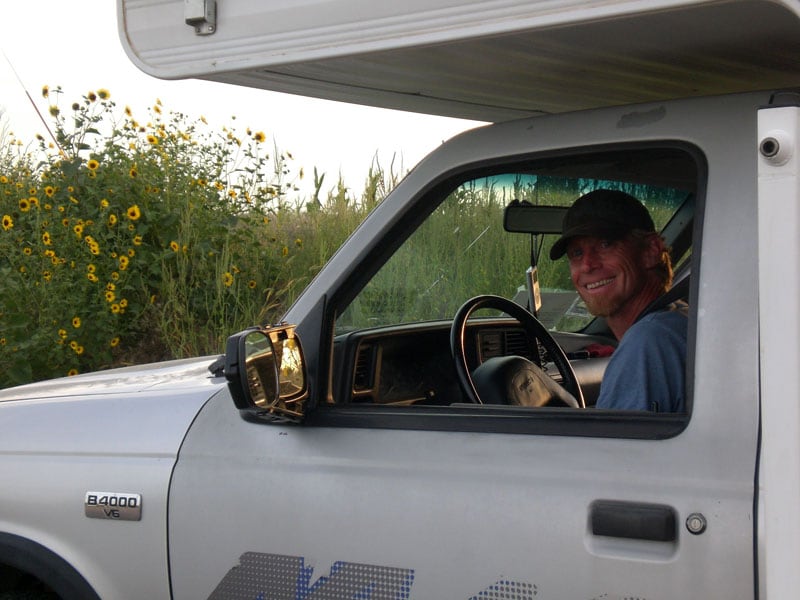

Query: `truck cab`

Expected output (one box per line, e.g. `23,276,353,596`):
1,0,799,598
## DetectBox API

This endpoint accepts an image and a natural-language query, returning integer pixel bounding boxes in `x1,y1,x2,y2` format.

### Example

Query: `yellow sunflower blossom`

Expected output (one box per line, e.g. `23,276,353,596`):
110,336,120,348
222,272,234,287
42,85,49,98
111,303,121,314
129,167,138,179
119,298,128,308
72,316,81,328
87,159,99,171
108,214,118,226
87,273,98,283
254,131,266,143
67,369,79,377
146,134,159,145
126,205,141,221
97,88,110,100
42,231,51,244
23,247,32,256
105,291,116,303
18,198,30,212
44,186,55,198
248,279,257,289
169,240,179,252
119,256,129,270
133,235,143,246
2,215,13,230
48,106,59,117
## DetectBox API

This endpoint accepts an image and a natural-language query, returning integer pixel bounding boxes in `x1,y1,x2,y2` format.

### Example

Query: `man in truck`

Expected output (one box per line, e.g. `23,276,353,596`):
549,189,688,412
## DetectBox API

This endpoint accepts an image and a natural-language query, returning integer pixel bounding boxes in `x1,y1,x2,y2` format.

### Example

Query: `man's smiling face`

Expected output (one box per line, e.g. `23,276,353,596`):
566,235,649,319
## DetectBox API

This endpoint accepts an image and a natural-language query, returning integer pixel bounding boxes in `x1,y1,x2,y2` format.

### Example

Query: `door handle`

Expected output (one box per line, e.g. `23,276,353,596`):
590,500,677,542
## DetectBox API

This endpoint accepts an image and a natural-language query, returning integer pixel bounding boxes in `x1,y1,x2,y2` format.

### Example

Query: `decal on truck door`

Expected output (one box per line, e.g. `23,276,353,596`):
210,552,537,599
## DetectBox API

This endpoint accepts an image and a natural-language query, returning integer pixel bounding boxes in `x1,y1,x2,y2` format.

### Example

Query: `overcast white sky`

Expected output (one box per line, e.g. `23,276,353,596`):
1,0,480,198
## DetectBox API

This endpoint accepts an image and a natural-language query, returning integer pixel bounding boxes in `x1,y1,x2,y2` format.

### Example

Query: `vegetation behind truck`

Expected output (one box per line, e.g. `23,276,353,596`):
1,0,799,598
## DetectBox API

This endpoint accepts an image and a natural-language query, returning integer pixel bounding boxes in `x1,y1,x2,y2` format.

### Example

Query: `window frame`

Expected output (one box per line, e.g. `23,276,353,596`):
313,140,706,439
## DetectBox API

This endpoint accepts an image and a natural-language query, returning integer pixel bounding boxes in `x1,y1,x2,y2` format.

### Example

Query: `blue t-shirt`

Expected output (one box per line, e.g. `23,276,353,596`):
596,307,688,412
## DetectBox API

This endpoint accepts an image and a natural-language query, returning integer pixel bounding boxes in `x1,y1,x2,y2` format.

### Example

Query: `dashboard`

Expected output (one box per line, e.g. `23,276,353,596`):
332,319,614,407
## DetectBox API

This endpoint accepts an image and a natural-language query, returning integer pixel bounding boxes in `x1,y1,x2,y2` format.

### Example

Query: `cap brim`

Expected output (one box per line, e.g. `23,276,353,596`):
549,223,629,260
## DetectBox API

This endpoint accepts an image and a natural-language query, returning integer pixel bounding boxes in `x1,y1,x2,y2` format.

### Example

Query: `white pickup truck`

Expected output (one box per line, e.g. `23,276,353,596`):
2,0,799,598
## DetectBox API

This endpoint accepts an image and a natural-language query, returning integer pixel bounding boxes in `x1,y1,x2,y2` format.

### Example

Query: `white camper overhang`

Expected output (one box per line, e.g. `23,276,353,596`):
119,0,800,122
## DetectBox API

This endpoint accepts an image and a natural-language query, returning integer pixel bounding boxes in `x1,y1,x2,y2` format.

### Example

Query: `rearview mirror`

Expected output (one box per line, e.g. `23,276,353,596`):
224,325,307,422
503,200,567,234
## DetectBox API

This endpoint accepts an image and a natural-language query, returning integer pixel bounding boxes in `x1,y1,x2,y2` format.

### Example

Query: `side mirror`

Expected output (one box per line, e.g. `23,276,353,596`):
224,325,307,422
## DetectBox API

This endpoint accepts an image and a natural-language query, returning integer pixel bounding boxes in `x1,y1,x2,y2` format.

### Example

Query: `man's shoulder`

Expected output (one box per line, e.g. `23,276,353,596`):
634,302,688,335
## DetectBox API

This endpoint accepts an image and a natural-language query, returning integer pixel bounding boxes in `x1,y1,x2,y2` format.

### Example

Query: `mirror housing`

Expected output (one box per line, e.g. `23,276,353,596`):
503,200,567,234
224,324,308,423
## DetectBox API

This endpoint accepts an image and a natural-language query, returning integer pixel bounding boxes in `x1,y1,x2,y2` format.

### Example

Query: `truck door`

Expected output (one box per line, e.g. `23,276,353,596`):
167,95,760,599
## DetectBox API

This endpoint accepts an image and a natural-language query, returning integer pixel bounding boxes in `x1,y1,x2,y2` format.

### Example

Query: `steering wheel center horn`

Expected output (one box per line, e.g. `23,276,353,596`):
450,295,585,408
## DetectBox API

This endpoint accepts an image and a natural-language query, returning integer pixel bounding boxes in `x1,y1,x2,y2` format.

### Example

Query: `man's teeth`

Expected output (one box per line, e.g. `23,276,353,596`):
586,278,613,290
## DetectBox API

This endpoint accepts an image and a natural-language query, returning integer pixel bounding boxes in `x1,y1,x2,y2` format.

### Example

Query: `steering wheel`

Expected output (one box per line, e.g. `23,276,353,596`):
449,295,585,408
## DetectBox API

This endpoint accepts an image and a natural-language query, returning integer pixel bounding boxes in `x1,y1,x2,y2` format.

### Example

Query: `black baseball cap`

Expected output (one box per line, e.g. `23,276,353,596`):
549,189,655,260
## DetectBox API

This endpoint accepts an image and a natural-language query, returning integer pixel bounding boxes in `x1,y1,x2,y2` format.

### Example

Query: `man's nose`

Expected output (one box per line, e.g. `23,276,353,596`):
576,247,601,271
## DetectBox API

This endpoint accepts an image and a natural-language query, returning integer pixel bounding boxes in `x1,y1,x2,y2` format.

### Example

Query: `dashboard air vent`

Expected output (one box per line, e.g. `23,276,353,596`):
353,344,375,391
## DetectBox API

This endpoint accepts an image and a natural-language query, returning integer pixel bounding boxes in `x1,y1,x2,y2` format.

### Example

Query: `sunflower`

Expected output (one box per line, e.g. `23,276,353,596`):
248,280,257,289
169,240,179,252
97,89,110,100
42,231,51,245
72,316,81,328
105,291,116,303
2,215,13,230
44,186,55,198
18,198,30,212
87,159,99,171
119,256,129,270
67,369,79,377
222,272,234,287
133,235,143,246
110,336,120,348
126,205,141,221
254,131,266,143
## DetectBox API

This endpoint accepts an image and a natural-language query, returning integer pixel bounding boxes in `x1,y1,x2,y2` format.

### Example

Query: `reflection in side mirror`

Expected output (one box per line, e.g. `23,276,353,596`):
224,325,307,422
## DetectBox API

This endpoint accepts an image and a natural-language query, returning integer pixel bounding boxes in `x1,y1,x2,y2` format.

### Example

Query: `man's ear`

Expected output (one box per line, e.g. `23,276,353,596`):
641,233,665,269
